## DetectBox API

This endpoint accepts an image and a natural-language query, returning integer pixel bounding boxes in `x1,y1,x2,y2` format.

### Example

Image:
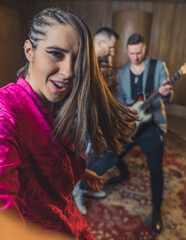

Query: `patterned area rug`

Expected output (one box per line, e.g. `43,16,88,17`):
85,133,186,240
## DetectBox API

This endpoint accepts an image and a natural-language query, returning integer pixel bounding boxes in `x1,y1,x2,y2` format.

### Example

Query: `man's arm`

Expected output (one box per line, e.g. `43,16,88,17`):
158,61,173,101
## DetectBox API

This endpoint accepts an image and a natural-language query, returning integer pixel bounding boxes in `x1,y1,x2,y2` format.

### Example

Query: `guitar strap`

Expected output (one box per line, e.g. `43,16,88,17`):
145,59,157,96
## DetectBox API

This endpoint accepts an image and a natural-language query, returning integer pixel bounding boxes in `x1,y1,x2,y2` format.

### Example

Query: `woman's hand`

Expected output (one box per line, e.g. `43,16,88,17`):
81,169,104,192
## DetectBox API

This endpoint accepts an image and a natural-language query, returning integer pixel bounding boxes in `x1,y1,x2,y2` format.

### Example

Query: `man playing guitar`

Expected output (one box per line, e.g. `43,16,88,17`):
117,33,173,234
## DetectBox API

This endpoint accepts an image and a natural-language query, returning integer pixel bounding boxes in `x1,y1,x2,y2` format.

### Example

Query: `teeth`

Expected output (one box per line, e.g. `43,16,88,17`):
53,81,65,88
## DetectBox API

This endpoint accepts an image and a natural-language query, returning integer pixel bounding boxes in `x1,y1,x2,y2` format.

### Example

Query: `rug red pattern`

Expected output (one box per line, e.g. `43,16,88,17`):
85,133,186,240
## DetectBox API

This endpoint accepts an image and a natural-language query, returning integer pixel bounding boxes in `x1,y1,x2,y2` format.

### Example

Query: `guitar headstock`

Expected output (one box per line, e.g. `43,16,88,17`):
180,62,186,75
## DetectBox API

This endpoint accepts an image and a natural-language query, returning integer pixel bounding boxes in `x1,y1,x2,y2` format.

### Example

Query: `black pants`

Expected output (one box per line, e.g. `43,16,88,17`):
120,122,164,210
80,122,164,211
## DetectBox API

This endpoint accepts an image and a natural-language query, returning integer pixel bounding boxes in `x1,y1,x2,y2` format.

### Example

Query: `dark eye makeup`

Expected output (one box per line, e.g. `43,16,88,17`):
46,50,65,60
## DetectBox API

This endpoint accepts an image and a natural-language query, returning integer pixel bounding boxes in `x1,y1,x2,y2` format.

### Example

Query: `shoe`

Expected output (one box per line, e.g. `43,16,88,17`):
117,158,130,180
151,209,163,234
72,189,87,216
86,190,107,199
107,173,130,185
107,158,130,185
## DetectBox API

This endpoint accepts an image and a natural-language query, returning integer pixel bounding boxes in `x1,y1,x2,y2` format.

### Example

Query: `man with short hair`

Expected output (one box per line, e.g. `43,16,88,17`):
94,27,119,60
117,33,173,234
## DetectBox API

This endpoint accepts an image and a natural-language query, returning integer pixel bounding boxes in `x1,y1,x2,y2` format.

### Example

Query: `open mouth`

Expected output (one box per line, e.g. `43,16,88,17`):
51,80,66,89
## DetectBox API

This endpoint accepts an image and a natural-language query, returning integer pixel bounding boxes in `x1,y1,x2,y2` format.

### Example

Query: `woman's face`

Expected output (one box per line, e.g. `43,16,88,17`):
24,24,79,111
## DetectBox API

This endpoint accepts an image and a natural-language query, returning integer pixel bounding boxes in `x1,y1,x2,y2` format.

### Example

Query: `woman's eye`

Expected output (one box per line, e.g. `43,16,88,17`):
47,51,64,60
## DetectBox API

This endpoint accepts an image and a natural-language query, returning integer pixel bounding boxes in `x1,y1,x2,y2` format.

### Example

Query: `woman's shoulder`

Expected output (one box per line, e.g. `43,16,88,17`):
0,82,25,109
0,82,17,98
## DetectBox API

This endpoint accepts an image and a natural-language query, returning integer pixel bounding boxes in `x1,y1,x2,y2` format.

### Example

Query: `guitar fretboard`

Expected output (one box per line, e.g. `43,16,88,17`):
141,70,183,110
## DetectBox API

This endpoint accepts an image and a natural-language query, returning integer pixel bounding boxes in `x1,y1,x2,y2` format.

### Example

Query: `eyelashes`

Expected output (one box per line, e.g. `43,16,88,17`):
45,49,77,65
46,50,65,60
46,50,77,60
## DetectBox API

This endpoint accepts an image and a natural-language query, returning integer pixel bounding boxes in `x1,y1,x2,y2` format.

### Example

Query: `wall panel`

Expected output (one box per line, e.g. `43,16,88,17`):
0,5,22,87
167,3,186,105
12,1,186,105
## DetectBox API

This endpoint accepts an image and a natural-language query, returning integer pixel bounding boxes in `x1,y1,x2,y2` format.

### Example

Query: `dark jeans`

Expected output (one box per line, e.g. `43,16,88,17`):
121,121,164,171
81,121,164,210
120,121,164,210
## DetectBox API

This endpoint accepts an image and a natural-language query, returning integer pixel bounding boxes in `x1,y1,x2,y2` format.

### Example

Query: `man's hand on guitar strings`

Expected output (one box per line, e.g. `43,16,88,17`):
158,80,173,97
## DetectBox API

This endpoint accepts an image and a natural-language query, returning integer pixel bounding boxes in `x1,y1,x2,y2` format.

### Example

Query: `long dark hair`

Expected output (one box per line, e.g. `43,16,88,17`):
17,7,135,156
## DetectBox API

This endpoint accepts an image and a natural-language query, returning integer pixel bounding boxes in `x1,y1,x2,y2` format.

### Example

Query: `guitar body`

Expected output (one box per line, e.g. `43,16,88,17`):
130,63,186,137
132,99,153,128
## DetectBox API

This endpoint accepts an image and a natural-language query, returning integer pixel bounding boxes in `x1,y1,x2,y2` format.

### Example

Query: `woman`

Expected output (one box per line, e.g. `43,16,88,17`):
0,7,134,240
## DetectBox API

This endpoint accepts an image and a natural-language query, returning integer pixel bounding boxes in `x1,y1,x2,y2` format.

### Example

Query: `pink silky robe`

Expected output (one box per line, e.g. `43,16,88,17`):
0,77,95,240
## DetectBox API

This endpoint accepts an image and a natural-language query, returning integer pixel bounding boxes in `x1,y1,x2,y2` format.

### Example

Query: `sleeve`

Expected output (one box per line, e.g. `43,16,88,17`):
158,61,174,102
117,69,127,104
78,215,95,240
0,106,24,221
80,228,95,240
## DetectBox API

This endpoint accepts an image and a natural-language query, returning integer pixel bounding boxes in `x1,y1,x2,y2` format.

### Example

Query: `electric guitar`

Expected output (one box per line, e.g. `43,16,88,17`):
131,63,186,135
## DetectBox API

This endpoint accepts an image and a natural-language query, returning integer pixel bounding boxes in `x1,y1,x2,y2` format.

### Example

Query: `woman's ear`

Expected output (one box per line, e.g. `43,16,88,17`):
24,40,33,62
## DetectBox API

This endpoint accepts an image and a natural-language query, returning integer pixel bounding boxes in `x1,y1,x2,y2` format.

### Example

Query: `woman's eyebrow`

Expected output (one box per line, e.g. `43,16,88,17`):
46,46,68,53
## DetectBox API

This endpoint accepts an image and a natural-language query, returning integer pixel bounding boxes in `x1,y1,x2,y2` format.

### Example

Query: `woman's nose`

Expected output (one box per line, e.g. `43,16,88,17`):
59,57,73,79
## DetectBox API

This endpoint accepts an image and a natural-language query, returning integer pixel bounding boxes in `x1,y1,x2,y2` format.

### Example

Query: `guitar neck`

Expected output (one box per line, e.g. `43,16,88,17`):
142,69,183,110
142,91,160,109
